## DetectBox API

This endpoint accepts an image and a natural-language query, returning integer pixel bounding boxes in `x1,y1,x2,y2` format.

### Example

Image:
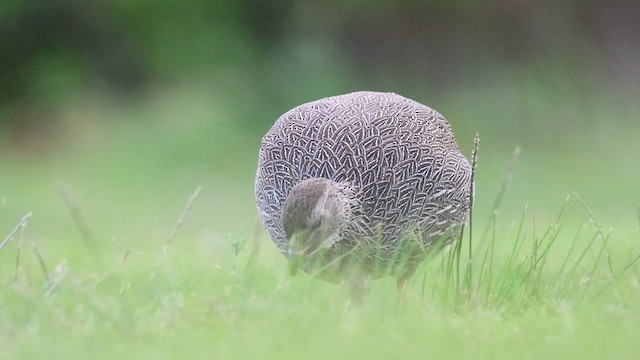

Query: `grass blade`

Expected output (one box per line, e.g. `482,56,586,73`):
168,185,202,246
58,184,103,268
465,132,480,290
0,212,32,252
477,146,521,247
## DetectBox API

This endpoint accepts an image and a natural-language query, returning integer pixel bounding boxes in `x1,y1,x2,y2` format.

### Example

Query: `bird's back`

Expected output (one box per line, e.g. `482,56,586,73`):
255,91,472,265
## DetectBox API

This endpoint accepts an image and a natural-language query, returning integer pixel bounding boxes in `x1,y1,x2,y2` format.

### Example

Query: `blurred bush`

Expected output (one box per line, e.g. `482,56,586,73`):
1,0,638,145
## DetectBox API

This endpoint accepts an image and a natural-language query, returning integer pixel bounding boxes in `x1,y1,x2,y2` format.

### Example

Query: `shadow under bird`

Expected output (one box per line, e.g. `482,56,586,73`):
255,91,472,303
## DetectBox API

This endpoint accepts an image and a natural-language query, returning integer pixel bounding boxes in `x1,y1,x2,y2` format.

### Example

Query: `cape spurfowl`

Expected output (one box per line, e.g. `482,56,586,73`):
255,91,472,302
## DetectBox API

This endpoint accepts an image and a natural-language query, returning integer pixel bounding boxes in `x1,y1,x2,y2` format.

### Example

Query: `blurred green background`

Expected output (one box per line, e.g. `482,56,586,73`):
1,0,639,264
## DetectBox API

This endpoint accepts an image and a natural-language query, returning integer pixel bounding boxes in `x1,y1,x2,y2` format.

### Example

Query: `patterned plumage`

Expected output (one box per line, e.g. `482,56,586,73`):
255,91,472,294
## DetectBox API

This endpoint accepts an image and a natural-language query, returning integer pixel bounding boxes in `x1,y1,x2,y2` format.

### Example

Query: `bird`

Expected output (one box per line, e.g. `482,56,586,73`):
255,91,472,303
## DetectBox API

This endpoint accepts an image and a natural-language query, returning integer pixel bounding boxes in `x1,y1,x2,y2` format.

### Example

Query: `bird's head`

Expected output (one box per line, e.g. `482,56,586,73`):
281,178,355,276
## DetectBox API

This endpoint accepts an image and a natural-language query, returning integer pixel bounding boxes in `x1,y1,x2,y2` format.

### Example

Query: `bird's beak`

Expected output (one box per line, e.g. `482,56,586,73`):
287,236,304,276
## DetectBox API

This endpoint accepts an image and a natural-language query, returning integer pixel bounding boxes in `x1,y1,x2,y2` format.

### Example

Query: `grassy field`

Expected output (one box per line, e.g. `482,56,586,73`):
1,83,639,359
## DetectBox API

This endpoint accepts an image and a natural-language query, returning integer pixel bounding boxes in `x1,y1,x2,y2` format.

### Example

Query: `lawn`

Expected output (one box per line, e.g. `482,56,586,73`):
1,83,639,359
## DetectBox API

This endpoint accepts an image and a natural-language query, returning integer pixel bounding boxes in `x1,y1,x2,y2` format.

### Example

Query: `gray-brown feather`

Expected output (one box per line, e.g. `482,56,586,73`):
281,178,328,238
255,91,472,278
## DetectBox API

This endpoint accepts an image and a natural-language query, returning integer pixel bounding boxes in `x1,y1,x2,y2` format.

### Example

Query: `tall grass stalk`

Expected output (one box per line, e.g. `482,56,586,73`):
465,133,480,290
58,184,103,269
417,146,640,313
168,185,202,247
476,146,521,248
493,205,528,309
149,185,202,286
0,212,31,252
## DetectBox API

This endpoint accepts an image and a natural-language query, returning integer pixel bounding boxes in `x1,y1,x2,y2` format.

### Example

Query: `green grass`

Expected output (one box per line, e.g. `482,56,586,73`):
1,84,640,359
1,195,639,359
